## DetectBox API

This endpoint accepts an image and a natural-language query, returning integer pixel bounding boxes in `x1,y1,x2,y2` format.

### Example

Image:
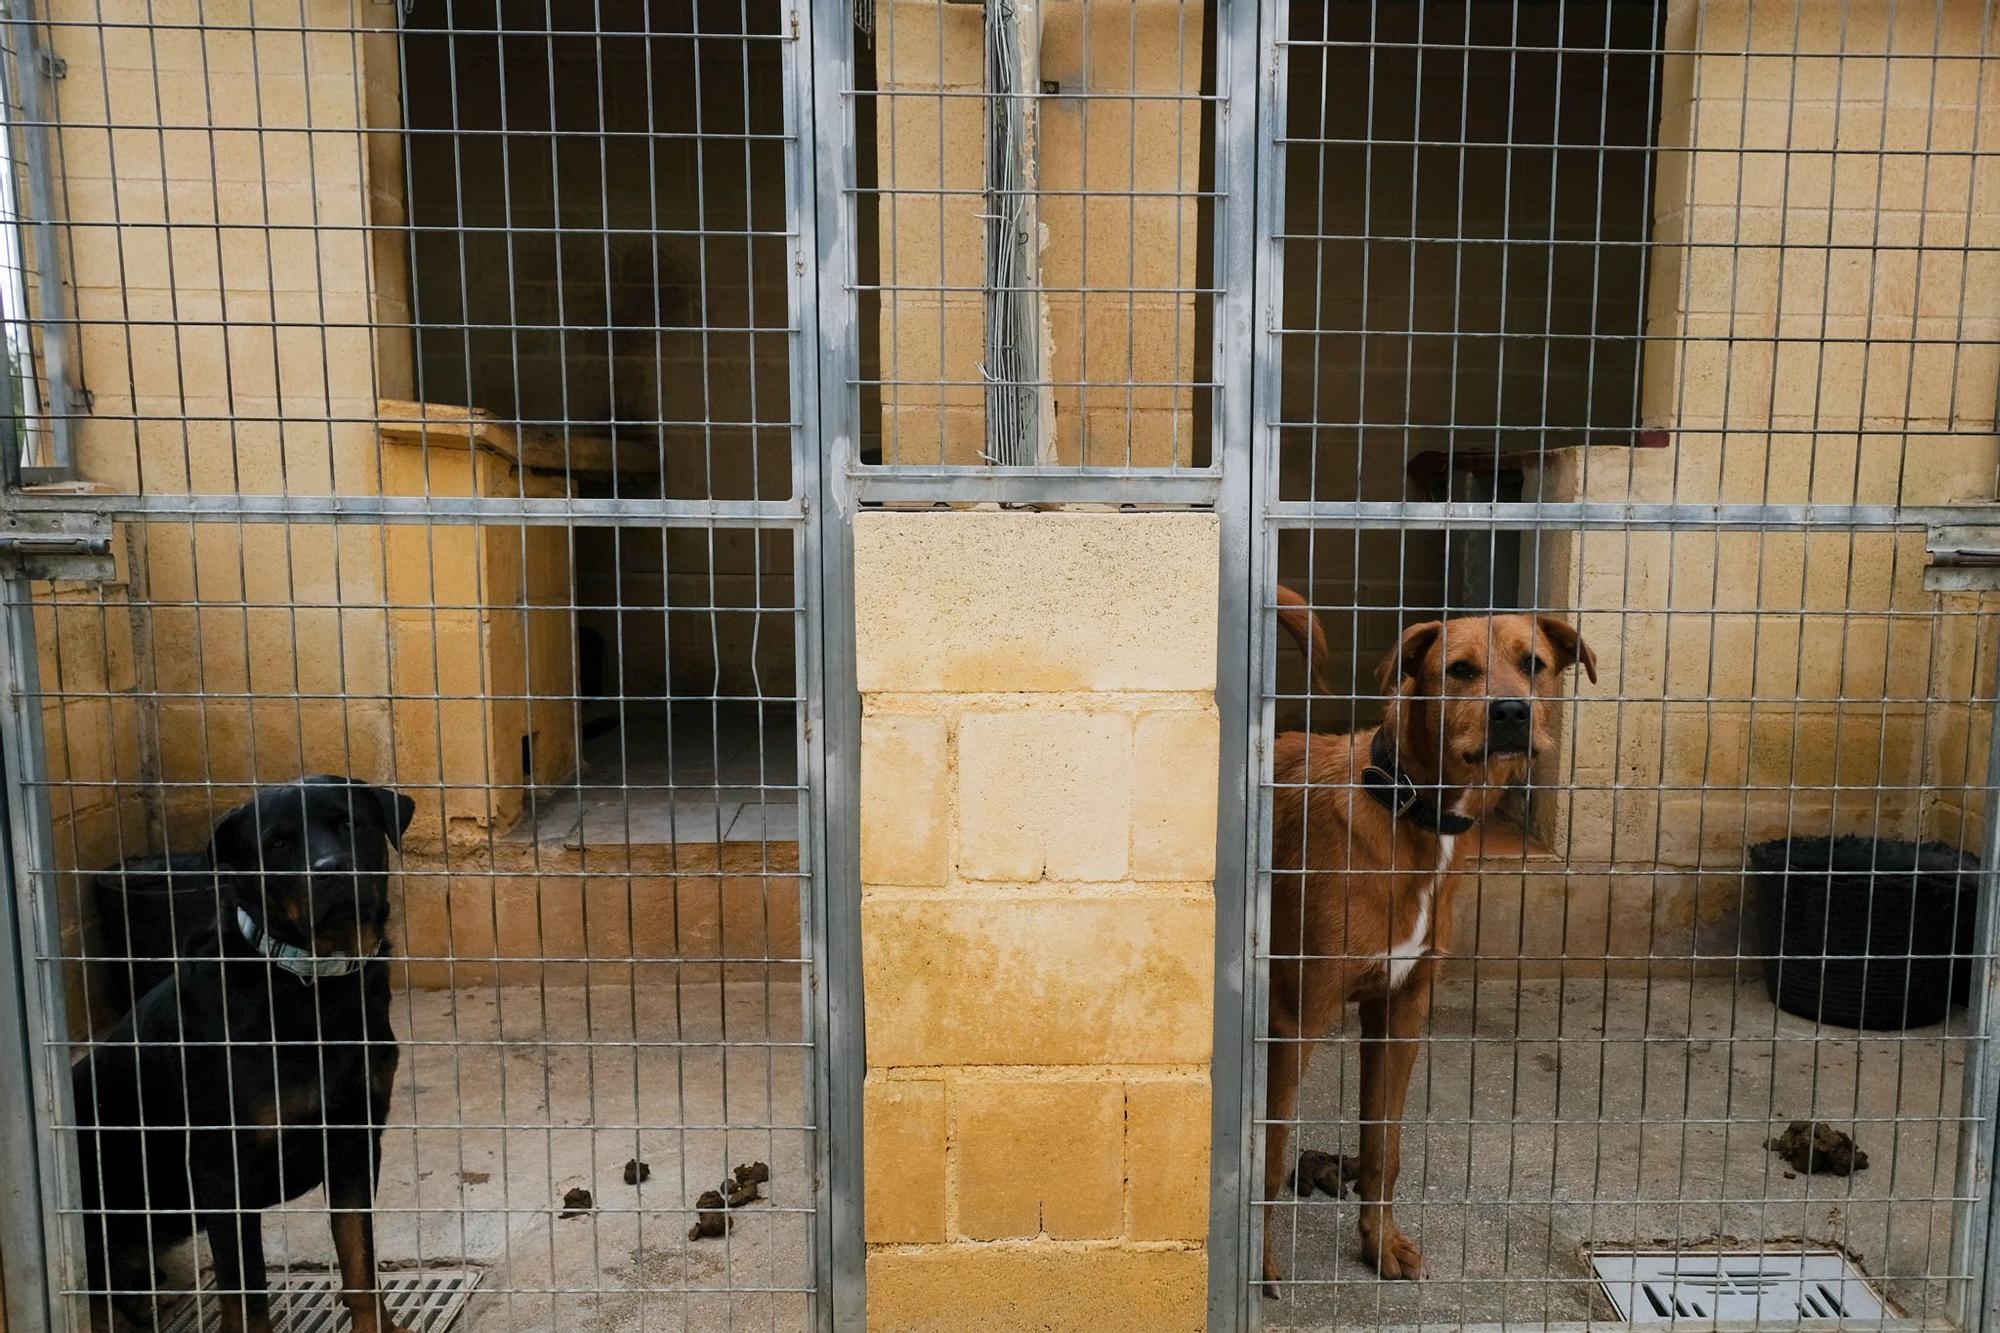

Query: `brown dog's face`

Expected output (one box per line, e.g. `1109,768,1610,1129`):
1379,613,1597,796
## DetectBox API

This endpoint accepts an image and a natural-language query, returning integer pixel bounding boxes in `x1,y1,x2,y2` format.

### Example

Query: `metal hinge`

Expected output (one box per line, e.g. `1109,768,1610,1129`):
1925,526,2000,592
0,513,113,581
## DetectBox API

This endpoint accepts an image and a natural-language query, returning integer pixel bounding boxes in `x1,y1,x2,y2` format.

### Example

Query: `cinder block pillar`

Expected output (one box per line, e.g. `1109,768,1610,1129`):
854,511,1217,1331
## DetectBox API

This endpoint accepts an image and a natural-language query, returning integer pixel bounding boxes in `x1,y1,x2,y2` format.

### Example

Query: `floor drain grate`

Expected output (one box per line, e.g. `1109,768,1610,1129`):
155,1269,479,1333
1593,1250,1889,1324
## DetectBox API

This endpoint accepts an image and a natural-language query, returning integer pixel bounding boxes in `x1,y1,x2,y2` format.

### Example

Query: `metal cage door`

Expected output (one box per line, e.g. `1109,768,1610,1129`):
1227,0,2000,1329
0,3,862,1330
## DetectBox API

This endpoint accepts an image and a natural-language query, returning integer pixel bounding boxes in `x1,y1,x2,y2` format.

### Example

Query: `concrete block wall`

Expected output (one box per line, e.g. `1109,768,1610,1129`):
855,511,1215,1331
1533,0,2000,906
1927,597,2000,846
47,0,405,840
34,545,151,1040
872,0,1205,467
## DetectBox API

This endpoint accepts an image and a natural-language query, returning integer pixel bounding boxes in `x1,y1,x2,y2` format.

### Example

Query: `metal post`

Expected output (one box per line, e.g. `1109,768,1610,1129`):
804,1,868,1327
1959,662,2000,1328
1230,0,1290,1326
1208,0,1272,1324
981,0,1052,467
0,738,56,1333
0,569,82,1329
2,0,77,482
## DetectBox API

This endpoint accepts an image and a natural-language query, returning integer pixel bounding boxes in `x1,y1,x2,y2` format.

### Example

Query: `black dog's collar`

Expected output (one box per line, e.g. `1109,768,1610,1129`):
1361,730,1475,836
236,907,382,983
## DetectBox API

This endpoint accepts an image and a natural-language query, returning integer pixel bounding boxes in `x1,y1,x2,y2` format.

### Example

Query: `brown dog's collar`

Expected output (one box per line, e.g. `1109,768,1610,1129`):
1362,730,1475,837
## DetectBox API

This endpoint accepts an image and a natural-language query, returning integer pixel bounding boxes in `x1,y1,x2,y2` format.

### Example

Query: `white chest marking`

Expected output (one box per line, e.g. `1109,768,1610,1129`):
1387,833,1456,991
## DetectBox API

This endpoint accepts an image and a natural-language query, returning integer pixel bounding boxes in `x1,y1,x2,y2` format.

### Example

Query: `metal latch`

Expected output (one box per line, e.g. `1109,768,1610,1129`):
0,514,114,582
1925,526,2000,592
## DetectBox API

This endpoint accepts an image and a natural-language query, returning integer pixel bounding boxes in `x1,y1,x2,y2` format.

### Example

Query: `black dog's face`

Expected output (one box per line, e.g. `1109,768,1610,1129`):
210,776,417,960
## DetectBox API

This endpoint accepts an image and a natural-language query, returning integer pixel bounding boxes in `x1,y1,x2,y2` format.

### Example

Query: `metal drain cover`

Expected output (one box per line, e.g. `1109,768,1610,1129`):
1593,1250,1888,1324
156,1269,479,1333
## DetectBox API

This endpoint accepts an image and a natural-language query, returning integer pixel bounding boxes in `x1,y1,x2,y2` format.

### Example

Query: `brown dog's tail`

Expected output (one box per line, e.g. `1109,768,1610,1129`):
1275,584,1333,696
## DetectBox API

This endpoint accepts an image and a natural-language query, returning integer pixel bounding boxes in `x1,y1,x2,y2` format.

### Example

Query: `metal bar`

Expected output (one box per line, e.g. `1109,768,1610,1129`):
1242,0,1293,1320
1207,0,1269,1323
851,467,1222,507
788,6,838,1328
806,0,868,1328
979,0,1051,467
1265,502,2000,532
0,493,805,526
1359,1322,1954,1333
0,569,81,1329
3,0,76,480
0,193,18,491
1953,624,2000,1329
0,701,55,1333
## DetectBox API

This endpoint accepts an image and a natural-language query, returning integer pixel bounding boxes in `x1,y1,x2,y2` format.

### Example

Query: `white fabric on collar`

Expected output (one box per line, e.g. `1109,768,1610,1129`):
236,906,379,982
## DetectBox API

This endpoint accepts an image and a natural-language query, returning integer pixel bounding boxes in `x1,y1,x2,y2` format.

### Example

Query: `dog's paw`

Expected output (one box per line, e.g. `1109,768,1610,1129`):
1261,1249,1286,1299
1360,1220,1425,1281
342,1304,414,1333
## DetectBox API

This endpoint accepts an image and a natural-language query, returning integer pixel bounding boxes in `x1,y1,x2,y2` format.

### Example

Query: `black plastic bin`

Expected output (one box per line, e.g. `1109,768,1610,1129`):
91,852,225,1017
1751,836,1980,1030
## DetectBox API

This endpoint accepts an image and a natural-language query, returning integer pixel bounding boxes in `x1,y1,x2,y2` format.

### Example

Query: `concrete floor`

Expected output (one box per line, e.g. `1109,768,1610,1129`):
512,704,801,848
1265,974,1973,1330
249,979,812,1332
132,973,1976,1331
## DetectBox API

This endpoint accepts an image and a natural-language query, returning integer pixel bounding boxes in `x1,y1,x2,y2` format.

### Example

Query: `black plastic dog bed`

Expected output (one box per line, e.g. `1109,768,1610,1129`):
1750,836,1980,1030
91,852,225,1016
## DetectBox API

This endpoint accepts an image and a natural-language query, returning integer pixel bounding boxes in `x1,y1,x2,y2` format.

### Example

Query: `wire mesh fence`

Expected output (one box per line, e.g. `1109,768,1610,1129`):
1255,549,1999,1327
1248,1,2000,1329
0,0,1997,1330
32,530,819,1330
853,0,1219,472
0,1,832,1329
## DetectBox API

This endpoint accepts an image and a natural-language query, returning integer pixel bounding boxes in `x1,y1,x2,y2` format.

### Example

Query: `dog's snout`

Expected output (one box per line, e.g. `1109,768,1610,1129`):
310,851,351,875
1488,697,1531,725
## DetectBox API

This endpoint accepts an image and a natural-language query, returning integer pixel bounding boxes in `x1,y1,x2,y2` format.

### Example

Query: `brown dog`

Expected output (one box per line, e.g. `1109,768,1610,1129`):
1262,586,1595,1289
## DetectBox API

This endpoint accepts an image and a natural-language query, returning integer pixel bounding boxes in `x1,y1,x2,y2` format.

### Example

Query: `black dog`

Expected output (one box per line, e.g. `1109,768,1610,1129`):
72,776,416,1333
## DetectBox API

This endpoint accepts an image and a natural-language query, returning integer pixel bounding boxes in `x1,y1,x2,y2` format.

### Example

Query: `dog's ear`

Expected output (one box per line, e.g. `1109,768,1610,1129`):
308,775,416,848
371,786,417,849
1536,616,1598,684
1376,621,1444,695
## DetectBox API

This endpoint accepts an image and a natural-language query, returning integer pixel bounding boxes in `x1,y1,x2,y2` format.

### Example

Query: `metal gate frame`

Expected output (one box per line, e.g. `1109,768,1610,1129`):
0,8,869,1331
1208,1,2000,1329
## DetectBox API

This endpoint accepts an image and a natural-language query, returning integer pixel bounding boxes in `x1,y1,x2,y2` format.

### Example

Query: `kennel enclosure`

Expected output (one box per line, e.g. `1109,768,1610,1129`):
0,1,864,1328
0,0,1992,1331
